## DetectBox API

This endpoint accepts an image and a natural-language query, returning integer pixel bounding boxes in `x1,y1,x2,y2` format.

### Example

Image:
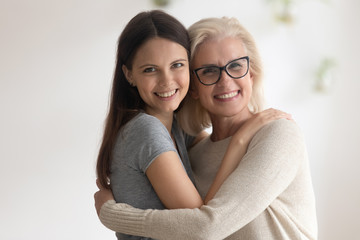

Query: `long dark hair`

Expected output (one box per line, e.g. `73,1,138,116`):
96,10,190,188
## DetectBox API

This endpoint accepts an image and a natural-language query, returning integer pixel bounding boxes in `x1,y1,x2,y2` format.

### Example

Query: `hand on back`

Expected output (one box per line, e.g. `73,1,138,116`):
94,179,114,216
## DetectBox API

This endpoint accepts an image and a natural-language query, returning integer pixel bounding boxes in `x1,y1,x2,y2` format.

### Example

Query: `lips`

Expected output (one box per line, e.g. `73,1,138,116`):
214,90,240,99
155,89,177,98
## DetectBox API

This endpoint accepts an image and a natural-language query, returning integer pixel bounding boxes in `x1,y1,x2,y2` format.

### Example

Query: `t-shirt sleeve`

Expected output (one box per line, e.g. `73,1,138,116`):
123,114,178,172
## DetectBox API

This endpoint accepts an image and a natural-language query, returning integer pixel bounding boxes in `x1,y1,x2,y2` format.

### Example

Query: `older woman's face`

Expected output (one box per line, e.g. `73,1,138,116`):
191,37,253,118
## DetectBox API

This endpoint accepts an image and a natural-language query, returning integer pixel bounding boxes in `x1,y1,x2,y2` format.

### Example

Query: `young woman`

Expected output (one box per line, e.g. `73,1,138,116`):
95,16,318,240
96,11,291,240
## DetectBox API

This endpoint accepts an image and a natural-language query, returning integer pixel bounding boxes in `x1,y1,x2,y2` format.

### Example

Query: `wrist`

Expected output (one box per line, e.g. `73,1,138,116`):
231,134,250,147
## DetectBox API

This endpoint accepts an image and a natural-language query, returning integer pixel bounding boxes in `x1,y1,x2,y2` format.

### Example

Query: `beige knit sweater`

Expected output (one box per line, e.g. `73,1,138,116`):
100,119,318,239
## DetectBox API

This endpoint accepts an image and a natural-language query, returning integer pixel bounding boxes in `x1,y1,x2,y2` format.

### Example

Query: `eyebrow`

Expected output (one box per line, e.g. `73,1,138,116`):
199,63,218,67
170,58,188,65
198,57,243,68
138,64,157,69
138,58,187,69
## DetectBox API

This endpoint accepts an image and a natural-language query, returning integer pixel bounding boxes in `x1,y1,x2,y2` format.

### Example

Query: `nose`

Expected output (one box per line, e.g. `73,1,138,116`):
158,70,172,87
217,69,233,87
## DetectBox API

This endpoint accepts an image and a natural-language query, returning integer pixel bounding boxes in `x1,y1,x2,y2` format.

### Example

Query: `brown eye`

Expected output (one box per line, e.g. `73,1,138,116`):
200,67,219,76
172,62,184,68
143,67,156,73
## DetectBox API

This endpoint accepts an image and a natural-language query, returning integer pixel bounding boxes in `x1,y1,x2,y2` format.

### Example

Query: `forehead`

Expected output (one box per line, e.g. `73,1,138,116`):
132,37,187,66
192,37,246,67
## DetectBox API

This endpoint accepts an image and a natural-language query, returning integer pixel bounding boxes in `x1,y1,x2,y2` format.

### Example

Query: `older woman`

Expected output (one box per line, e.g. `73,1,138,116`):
95,16,317,240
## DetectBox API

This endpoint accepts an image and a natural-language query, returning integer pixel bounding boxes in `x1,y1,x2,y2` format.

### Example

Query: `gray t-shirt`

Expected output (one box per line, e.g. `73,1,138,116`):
110,112,194,240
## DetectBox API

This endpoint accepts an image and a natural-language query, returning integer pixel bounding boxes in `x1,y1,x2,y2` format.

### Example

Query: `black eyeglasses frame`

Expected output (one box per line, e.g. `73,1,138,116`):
192,56,250,86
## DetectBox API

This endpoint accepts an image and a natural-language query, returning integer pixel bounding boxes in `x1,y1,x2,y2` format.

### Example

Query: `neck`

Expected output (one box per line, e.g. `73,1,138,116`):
210,110,253,142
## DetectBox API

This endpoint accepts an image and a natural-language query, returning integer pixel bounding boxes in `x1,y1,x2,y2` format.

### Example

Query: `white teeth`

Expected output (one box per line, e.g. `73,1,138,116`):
216,91,239,99
156,90,176,98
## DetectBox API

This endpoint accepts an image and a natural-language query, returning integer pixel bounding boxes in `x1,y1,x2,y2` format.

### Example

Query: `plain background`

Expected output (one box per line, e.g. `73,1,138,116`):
1,0,359,239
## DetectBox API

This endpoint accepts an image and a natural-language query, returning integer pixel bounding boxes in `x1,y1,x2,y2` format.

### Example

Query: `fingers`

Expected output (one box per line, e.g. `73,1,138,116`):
275,110,292,120
262,108,292,121
94,186,115,216
251,108,292,127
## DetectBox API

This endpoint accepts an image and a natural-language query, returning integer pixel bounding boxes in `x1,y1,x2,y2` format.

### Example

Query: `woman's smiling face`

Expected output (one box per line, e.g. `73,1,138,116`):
123,37,190,117
191,37,253,119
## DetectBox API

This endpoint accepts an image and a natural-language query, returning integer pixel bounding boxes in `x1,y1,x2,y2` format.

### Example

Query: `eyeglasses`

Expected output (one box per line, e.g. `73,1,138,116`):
193,56,250,86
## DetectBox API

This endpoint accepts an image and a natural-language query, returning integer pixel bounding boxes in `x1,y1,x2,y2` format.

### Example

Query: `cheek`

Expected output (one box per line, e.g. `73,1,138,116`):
136,88,148,101
197,86,213,104
238,77,253,92
136,80,155,96
246,80,254,96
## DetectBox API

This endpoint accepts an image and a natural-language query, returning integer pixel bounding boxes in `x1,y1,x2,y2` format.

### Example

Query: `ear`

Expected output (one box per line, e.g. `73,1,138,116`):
122,65,136,86
249,71,254,87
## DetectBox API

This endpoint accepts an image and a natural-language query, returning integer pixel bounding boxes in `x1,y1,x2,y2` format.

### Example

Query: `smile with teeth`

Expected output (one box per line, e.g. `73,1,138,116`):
156,89,177,98
215,90,240,99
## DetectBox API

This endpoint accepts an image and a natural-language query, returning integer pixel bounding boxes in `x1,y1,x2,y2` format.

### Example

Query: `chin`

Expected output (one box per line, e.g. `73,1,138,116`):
216,106,247,117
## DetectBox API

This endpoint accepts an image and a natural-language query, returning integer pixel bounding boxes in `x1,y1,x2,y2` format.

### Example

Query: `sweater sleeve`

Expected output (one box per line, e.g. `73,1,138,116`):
99,119,306,240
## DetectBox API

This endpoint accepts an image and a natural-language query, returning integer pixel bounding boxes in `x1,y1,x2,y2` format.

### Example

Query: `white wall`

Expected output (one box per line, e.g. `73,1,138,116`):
1,0,359,239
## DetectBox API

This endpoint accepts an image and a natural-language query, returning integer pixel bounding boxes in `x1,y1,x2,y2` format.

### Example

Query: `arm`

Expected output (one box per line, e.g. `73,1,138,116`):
97,119,304,240
146,151,203,209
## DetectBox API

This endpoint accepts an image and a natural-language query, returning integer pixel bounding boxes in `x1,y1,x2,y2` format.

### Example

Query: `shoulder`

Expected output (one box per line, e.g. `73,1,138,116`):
124,112,169,137
116,113,176,171
117,112,173,151
251,119,305,150
258,119,302,138
130,112,165,129
246,120,307,176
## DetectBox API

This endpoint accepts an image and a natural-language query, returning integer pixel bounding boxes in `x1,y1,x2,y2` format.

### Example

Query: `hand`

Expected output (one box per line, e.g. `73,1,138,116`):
233,108,292,145
94,179,114,216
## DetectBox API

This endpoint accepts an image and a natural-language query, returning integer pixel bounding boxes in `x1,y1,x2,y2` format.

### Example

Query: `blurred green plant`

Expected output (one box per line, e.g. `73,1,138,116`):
266,0,332,24
152,0,171,7
315,58,336,93
266,0,295,24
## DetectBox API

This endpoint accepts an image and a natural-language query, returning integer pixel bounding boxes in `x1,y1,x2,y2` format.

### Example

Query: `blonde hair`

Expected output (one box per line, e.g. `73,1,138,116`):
178,17,265,135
